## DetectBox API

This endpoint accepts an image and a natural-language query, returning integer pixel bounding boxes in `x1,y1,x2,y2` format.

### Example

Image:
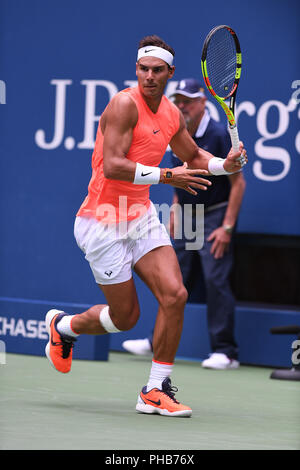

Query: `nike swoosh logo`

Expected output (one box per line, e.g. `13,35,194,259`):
145,48,155,53
153,129,160,134
147,398,161,406
141,171,152,177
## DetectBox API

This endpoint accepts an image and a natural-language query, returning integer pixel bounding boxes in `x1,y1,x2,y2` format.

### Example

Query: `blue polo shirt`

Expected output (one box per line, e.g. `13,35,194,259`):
171,114,232,209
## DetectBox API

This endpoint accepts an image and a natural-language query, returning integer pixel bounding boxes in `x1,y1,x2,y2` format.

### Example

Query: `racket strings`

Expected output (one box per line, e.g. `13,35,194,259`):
206,29,237,98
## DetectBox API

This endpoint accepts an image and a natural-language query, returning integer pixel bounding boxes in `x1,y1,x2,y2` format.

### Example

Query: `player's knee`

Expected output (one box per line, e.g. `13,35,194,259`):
110,303,140,332
177,285,188,309
161,284,188,311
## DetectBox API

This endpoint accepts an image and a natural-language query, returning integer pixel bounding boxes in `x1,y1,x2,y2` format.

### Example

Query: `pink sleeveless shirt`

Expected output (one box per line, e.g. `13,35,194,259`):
77,86,180,223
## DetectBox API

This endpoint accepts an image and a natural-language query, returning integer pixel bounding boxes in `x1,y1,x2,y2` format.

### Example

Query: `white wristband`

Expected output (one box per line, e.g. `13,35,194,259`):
134,163,161,184
208,157,231,176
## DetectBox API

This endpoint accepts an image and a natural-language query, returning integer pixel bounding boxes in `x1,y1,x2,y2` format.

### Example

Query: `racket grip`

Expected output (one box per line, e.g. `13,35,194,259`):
228,124,240,151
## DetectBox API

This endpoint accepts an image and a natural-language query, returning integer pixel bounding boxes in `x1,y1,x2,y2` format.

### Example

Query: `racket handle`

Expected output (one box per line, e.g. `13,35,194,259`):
228,124,240,151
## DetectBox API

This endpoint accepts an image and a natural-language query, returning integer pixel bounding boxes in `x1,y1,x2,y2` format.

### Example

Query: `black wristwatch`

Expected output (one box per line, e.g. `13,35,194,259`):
163,169,173,183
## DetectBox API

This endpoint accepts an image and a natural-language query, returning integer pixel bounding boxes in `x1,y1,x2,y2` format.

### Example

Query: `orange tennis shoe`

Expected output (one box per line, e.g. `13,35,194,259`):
45,309,76,374
136,377,192,417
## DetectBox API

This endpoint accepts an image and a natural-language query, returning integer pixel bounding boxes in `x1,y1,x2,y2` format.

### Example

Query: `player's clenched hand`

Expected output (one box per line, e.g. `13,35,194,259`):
163,162,212,195
223,142,247,173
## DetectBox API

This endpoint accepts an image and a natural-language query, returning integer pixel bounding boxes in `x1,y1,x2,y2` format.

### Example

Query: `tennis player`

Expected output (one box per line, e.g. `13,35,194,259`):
45,35,247,418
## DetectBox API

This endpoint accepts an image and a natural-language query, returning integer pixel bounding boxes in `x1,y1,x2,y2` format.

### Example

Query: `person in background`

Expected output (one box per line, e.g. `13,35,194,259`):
123,78,246,370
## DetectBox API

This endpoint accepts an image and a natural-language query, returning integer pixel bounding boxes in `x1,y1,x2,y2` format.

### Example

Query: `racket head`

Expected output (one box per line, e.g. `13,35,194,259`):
201,25,241,102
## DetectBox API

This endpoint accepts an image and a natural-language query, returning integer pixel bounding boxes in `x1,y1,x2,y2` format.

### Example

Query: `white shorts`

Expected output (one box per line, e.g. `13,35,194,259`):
74,202,172,285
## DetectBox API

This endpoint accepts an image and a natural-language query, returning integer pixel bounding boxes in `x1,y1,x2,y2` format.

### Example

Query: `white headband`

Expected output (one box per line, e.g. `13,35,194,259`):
137,46,174,67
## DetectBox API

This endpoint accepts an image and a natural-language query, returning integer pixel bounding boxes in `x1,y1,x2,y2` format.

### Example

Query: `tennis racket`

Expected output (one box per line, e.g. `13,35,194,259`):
201,25,242,153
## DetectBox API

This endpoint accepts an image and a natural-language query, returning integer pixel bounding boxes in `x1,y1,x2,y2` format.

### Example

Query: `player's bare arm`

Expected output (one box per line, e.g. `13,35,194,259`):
101,93,138,181
170,111,248,174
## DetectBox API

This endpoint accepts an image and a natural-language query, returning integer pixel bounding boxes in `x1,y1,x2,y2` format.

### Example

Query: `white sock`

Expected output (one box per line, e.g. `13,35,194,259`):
56,315,79,338
146,360,173,391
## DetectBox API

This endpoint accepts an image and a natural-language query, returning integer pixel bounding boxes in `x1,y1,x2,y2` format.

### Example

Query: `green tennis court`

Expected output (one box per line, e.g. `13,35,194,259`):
0,352,299,450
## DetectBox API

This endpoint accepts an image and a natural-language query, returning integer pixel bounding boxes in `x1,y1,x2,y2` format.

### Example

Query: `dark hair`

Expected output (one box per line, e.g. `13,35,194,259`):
138,35,175,57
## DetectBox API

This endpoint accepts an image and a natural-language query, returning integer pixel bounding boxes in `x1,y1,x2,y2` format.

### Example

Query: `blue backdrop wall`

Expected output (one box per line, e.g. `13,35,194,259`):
0,0,299,365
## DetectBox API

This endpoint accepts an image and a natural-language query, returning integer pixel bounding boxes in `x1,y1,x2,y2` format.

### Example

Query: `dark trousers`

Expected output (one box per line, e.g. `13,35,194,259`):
172,205,238,359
